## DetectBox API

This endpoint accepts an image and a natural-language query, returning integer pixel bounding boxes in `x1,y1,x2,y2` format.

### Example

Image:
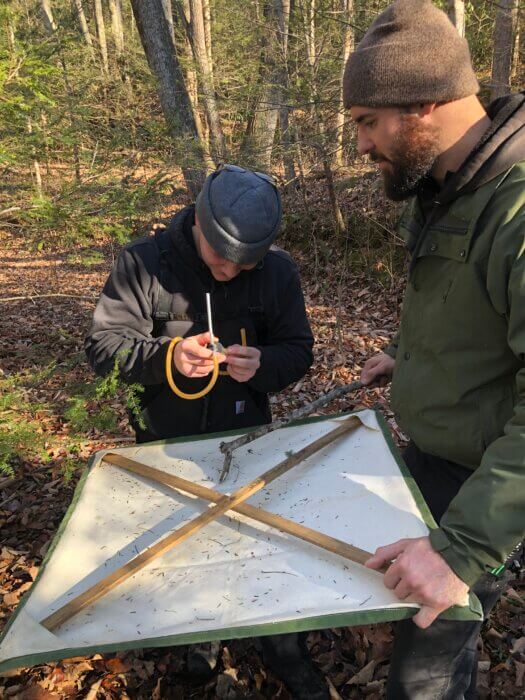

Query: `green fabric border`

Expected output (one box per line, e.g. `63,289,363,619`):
0,410,481,673
0,601,481,674
372,412,437,529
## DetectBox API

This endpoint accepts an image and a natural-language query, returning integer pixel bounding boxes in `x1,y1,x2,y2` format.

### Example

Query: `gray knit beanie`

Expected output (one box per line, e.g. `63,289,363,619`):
343,0,479,108
195,164,282,266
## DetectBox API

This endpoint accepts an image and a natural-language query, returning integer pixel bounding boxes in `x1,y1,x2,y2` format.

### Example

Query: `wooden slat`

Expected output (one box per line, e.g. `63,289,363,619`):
41,416,359,631
103,444,384,572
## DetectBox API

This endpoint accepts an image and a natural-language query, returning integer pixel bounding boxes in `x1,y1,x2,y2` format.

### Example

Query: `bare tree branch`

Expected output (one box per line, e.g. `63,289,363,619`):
219,380,363,481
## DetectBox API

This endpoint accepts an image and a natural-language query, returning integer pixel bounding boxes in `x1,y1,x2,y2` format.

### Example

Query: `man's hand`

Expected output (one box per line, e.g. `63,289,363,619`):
225,345,261,382
361,352,395,385
173,332,226,378
366,536,470,629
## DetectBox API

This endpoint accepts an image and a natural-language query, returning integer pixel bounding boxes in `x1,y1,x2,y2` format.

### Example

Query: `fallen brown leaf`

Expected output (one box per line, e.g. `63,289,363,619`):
515,660,525,687
346,659,376,686
3,592,20,606
511,637,525,656
105,657,131,674
85,679,102,700
16,687,60,700
151,676,162,700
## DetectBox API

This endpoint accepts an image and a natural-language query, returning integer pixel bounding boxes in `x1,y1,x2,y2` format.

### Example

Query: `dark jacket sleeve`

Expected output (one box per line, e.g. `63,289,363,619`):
85,243,171,386
248,257,314,393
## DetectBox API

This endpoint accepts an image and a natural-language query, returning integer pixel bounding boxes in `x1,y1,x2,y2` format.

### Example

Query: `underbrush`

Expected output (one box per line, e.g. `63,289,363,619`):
0,357,144,478
280,171,406,289
14,169,177,251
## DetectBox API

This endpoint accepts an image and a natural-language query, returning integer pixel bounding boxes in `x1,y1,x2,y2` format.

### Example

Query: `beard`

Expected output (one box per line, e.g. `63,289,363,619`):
371,116,441,201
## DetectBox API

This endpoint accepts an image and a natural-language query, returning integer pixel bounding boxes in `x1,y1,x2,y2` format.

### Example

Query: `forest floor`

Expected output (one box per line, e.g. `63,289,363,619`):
0,189,524,699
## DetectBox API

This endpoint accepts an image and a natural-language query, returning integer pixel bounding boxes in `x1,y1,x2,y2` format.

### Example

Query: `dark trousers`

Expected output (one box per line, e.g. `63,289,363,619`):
387,442,522,700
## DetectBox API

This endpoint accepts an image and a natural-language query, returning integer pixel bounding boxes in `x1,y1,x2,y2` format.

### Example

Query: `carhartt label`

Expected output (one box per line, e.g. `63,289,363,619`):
235,401,245,415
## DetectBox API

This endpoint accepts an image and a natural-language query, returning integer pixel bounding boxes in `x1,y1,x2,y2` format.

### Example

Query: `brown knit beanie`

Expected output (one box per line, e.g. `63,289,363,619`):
343,0,479,108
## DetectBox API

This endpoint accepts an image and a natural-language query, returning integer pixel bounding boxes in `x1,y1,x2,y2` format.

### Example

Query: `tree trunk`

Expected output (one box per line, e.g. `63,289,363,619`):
511,0,522,81
27,118,43,198
176,0,215,171
447,0,465,37
94,0,110,76
319,120,345,234
41,111,51,176
130,0,206,196
109,0,132,94
130,3,136,38
108,0,124,56
71,0,96,59
305,0,345,234
39,0,82,182
305,0,315,68
161,0,175,42
202,0,212,67
9,16,43,194
188,0,225,161
40,0,57,33
335,0,354,168
280,102,296,184
276,0,295,182
243,0,290,172
7,17,16,54
491,0,517,100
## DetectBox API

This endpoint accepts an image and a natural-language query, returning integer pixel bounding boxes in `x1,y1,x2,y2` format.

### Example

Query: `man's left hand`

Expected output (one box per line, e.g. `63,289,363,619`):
225,345,261,382
366,536,470,629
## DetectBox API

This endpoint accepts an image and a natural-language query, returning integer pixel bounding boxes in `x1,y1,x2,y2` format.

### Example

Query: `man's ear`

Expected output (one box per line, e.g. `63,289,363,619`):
419,103,437,117
406,103,437,118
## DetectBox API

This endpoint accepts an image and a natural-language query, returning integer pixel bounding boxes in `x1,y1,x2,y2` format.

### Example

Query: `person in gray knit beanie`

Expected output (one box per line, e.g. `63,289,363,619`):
87,158,318,697
196,163,282,266
343,0,479,108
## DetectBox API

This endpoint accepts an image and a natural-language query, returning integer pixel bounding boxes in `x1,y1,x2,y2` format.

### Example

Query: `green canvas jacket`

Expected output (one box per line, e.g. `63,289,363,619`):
386,92,525,586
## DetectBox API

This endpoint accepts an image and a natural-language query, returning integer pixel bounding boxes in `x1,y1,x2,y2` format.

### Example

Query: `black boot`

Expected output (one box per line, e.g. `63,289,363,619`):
260,633,329,700
186,640,221,681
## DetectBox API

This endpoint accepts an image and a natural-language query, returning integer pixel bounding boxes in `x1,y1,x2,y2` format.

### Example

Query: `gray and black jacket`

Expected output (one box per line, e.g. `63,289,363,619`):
85,205,314,440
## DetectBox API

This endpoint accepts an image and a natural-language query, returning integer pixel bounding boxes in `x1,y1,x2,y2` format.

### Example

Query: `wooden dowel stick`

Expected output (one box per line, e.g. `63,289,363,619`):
102,446,384,574
41,416,359,631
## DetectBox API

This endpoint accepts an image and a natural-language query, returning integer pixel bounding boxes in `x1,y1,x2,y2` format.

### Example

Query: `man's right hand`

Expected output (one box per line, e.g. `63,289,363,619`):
172,332,226,378
360,352,395,385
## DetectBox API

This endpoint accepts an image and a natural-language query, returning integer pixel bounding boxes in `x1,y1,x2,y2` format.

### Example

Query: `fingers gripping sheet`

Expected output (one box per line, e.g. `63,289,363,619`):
0,410,481,671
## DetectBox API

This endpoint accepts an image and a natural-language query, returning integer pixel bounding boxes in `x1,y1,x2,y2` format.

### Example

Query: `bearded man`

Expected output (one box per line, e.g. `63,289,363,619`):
343,0,524,697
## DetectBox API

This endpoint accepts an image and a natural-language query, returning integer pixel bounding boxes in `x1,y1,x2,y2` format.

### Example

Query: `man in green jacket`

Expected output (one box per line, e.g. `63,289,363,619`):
343,0,524,696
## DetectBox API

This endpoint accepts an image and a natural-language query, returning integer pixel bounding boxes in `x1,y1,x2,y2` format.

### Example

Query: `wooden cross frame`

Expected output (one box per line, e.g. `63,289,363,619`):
41,416,382,632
